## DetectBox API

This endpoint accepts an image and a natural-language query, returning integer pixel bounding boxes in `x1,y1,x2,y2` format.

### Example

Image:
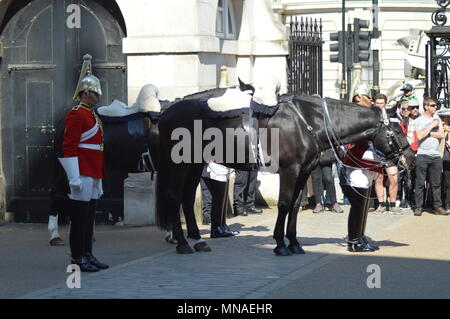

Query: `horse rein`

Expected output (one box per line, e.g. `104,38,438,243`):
375,108,410,172
320,99,410,200
286,100,321,154
321,98,383,170
322,98,408,173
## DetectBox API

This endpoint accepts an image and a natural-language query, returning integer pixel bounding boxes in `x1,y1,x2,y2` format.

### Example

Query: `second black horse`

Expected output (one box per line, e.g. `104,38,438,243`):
156,82,416,255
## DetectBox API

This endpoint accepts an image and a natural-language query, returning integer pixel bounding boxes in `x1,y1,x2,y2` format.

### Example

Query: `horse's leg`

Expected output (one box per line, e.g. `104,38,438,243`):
165,165,194,254
274,165,300,256
285,172,309,254
181,164,211,252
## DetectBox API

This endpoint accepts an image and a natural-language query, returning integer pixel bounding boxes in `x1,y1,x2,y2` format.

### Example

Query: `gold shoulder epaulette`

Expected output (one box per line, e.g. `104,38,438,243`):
72,103,91,111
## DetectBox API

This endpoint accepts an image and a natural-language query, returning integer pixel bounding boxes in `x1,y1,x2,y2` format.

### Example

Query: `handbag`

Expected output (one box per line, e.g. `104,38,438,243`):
443,133,450,164
444,148,450,164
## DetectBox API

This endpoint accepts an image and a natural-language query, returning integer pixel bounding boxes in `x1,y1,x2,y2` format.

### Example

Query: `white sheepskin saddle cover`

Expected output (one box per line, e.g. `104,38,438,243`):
207,88,252,112
206,79,279,114
252,78,280,107
97,84,161,117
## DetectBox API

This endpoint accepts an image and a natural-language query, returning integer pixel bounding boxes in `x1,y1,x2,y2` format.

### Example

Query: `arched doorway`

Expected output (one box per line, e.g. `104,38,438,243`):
0,0,127,222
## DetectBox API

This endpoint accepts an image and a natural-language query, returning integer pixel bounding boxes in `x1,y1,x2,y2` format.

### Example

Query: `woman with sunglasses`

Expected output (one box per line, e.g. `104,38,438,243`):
413,98,449,216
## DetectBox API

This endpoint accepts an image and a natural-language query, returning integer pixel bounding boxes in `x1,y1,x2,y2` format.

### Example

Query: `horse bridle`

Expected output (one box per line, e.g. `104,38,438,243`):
377,107,410,169
321,98,409,173
320,98,410,200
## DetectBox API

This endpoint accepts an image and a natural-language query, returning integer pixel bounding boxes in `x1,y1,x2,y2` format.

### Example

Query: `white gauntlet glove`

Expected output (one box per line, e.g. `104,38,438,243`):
58,157,82,191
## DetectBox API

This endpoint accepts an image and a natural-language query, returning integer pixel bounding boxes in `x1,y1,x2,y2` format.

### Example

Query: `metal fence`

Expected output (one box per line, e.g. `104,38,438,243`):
287,17,323,96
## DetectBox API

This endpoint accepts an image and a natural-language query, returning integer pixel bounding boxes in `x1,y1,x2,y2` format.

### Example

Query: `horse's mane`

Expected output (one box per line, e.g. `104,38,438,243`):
283,94,381,113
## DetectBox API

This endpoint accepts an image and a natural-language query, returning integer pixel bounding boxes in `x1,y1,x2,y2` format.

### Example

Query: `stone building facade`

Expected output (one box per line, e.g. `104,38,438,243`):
0,0,287,220
272,0,437,99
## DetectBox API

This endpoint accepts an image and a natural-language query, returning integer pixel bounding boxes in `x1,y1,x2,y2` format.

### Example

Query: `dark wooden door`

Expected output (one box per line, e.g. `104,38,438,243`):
0,0,127,222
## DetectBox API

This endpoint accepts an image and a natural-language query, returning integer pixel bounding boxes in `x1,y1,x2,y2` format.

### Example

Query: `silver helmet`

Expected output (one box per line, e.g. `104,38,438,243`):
354,82,370,98
73,54,102,101
78,74,102,96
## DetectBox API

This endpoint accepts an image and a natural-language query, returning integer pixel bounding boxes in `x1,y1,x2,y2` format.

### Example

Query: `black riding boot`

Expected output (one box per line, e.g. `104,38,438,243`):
71,256,99,272
84,199,109,270
345,186,376,253
68,199,99,272
205,178,233,238
359,187,379,250
221,185,239,236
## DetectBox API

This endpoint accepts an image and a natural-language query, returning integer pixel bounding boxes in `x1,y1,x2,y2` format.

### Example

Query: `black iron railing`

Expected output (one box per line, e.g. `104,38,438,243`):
426,1,450,108
287,17,323,96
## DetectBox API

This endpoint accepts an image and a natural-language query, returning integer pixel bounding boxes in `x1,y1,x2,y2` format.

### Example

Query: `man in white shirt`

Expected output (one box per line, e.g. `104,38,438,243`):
414,98,449,216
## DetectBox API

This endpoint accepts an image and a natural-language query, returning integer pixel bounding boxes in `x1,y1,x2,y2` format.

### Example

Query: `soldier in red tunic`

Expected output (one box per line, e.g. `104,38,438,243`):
58,55,108,272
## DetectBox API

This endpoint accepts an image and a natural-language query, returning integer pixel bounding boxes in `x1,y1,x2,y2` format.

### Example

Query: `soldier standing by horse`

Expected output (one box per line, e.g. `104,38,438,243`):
58,55,109,272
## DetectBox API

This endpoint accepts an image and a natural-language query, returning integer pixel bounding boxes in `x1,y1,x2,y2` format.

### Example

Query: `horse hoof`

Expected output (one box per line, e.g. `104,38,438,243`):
273,246,292,256
176,243,194,254
288,243,305,254
193,242,212,252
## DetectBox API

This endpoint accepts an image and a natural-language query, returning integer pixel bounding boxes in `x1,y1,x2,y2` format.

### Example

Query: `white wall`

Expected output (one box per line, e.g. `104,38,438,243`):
113,0,289,206
116,0,288,102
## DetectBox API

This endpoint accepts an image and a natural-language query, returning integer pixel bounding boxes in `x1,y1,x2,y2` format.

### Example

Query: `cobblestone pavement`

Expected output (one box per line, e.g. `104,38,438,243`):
17,207,418,299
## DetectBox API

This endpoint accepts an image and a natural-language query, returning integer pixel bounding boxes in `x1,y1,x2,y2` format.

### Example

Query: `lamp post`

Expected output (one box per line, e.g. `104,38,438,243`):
372,0,380,98
340,0,347,100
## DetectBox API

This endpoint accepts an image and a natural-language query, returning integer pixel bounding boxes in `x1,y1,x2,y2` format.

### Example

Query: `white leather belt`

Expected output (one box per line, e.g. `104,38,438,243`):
78,143,103,151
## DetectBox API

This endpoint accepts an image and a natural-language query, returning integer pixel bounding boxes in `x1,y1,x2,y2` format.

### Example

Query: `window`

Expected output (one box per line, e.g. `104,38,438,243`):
216,0,236,40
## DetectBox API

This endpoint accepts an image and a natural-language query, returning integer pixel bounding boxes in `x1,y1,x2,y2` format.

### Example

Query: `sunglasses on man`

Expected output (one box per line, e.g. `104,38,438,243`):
427,103,441,109
407,105,419,110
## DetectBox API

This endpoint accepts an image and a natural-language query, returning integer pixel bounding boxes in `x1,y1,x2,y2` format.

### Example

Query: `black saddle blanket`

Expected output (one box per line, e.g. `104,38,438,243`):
96,111,153,173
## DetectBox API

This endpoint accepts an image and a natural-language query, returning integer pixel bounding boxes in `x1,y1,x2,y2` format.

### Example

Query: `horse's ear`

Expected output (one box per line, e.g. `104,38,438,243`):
238,77,255,93
275,83,281,96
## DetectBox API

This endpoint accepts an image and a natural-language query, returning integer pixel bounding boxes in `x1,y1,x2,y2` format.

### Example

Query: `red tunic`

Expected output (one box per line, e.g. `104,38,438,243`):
343,141,383,174
400,117,419,152
62,103,105,179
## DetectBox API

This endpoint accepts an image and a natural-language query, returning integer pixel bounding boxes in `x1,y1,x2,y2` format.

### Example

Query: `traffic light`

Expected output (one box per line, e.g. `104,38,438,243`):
329,31,345,64
353,18,371,62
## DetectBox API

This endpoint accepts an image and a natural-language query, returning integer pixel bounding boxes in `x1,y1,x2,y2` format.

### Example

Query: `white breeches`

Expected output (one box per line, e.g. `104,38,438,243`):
68,175,103,202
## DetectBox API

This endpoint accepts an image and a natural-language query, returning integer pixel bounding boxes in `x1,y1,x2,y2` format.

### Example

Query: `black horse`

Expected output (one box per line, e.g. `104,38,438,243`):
156,82,416,255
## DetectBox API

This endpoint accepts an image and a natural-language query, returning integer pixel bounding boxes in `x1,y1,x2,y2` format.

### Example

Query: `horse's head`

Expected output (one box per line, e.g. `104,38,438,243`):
372,108,415,171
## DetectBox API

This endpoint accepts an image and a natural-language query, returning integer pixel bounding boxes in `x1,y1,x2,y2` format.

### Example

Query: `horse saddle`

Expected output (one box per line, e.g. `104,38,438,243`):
94,108,156,173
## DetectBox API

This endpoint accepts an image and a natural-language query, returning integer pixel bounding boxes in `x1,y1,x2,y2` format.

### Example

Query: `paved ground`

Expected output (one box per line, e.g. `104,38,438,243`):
1,205,450,299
